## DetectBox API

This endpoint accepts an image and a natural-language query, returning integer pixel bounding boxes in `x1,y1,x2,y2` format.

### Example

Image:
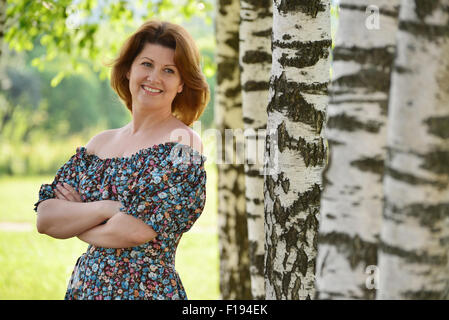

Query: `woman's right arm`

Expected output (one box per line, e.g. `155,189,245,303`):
36,199,121,239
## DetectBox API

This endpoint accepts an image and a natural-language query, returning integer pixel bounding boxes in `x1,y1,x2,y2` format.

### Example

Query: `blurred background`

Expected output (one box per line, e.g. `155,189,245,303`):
0,0,219,299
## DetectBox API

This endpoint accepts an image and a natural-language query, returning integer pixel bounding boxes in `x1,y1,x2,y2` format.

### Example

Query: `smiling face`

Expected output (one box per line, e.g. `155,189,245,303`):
126,42,184,111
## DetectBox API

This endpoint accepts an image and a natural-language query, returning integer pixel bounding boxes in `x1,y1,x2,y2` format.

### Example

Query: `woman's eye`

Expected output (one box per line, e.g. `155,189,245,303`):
165,69,174,73
142,62,152,67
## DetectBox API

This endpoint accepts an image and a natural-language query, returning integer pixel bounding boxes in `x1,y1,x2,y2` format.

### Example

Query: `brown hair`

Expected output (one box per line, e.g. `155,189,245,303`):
110,20,209,126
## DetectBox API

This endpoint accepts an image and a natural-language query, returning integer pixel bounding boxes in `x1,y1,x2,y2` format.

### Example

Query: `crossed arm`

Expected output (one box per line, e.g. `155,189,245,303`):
36,183,157,248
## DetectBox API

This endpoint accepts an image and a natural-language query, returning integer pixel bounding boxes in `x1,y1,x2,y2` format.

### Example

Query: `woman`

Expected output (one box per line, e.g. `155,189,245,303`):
33,20,209,300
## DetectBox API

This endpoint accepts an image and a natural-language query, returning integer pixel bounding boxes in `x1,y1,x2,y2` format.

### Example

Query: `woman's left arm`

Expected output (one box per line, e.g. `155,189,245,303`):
77,212,157,248
53,183,157,248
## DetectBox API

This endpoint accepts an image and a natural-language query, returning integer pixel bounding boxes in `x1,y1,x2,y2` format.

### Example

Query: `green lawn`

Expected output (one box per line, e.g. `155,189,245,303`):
0,163,219,300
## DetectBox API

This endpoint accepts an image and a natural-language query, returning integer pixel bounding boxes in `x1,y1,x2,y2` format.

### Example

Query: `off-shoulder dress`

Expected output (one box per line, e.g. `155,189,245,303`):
33,142,207,300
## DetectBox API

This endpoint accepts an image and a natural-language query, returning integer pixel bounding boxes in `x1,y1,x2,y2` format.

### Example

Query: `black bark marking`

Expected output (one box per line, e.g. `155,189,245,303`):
277,121,326,167
350,156,385,176
424,115,449,139
218,0,233,15
385,201,449,230
243,116,255,125
420,150,449,176
332,46,396,70
385,165,447,190
242,0,272,19
278,0,326,18
243,80,270,92
282,272,291,298
217,57,239,85
225,83,242,98
252,28,272,37
327,113,382,133
267,72,327,134
274,40,331,69
306,210,320,251
403,290,448,300
318,231,378,269
248,240,265,277
322,138,333,189
242,50,272,64
379,240,448,265
225,31,240,53
284,226,300,256
291,270,302,300
279,172,290,193
395,65,413,74
398,20,449,39
297,247,309,276
414,0,439,20
333,68,392,93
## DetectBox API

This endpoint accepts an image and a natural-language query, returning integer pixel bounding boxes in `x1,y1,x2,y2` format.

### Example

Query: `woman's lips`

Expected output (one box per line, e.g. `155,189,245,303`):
141,85,163,95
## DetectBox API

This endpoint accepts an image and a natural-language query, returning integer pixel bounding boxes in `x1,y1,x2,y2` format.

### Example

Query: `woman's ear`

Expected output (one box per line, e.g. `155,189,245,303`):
178,82,184,93
126,71,130,80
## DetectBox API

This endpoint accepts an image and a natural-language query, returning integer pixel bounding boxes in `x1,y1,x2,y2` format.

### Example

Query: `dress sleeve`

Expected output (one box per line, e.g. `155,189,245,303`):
120,154,207,236
33,147,86,212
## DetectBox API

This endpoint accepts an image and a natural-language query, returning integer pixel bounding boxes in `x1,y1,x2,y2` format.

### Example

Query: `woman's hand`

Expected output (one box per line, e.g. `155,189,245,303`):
101,200,124,219
54,182,82,202
54,182,121,219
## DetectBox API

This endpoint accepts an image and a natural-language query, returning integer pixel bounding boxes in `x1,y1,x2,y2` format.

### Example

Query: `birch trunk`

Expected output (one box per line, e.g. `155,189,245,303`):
377,0,449,299
315,0,400,299
215,0,252,299
239,0,272,300
264,0,331,300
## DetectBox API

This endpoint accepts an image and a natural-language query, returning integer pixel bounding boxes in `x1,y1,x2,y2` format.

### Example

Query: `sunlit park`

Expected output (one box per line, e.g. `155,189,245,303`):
0,0,219,299
1,0,448,302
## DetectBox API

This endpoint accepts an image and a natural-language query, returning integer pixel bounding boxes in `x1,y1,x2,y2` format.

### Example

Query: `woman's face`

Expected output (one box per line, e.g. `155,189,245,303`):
126,42,183,111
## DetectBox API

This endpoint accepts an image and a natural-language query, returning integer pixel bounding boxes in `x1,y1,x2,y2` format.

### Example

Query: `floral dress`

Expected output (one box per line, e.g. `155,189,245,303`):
33,142,207,300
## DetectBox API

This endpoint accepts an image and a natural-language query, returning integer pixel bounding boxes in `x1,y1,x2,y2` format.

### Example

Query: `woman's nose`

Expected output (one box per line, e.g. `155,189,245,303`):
146,69,161,82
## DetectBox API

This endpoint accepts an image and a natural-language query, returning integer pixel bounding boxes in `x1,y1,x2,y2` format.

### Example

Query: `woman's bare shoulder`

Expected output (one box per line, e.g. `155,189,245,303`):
169,122,204,155
85,129,117,155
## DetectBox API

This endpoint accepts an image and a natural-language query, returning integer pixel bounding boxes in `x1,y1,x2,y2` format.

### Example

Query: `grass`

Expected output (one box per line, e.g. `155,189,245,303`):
0,162,219,300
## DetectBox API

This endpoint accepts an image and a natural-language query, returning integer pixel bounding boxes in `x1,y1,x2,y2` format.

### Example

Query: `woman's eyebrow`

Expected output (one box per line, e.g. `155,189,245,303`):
141,57,176,67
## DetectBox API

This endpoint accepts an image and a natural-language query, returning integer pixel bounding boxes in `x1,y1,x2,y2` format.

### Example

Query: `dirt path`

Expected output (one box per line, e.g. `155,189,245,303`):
0,222,34,232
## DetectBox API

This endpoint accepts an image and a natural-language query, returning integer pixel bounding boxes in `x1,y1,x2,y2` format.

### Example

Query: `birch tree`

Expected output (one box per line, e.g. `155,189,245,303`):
315,0,400,299
215,0,252,299
264,0,331,299
239,0,272,300
377,0,449,299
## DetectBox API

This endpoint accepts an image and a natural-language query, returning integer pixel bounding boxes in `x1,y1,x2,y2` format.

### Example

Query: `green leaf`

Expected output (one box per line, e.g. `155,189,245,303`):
50,71,66,87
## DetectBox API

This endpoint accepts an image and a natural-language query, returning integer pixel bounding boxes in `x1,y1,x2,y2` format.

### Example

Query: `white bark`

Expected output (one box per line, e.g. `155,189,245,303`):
264,0,331,300
215,0,252,299
239,0,272,300
377,0,449,299
315,0,400,299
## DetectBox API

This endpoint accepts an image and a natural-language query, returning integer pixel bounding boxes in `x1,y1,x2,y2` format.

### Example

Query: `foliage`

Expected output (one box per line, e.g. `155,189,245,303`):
4,0,215,83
